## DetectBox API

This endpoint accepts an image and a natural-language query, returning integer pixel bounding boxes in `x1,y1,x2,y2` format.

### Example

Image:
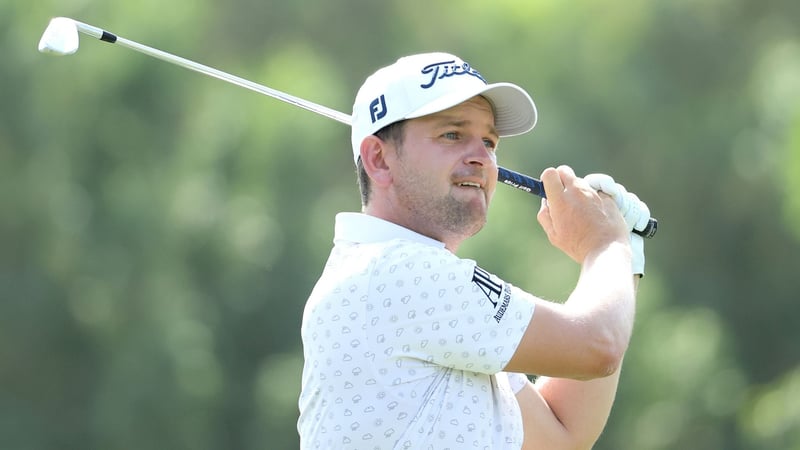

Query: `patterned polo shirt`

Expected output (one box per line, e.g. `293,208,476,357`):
298,213,536,449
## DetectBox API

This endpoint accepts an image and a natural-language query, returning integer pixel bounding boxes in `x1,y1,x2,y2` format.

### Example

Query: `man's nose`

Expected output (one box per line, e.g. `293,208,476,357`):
465,139,496,167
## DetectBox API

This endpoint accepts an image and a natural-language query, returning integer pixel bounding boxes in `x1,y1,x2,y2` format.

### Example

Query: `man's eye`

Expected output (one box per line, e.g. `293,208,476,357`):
483,138,497,151
443,131,460,140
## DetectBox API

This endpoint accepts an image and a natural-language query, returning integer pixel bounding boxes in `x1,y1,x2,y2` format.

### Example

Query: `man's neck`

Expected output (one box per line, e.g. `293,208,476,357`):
361,205,462,253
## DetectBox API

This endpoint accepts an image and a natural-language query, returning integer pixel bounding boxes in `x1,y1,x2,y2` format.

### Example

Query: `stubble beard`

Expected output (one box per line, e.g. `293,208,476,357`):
393,165,488,243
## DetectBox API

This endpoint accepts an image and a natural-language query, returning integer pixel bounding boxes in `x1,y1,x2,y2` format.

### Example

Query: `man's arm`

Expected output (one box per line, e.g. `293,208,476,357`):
500,166,646,448
515,276,639,450
515,363,622,450
503,166,636,379
503,244,636,378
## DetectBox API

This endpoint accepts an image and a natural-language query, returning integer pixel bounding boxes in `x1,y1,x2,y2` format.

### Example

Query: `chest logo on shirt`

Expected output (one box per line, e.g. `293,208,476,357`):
471,266,511,323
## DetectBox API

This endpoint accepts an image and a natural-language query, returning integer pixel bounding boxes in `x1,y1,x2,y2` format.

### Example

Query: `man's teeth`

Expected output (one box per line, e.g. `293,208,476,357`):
459,182,481,188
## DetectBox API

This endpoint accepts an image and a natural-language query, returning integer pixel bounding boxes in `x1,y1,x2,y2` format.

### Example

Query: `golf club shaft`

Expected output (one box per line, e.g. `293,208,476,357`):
69,19,657,239
73,20,351,125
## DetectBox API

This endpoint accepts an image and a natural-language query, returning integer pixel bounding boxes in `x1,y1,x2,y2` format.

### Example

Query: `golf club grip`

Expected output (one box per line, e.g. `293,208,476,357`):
498,166,658,239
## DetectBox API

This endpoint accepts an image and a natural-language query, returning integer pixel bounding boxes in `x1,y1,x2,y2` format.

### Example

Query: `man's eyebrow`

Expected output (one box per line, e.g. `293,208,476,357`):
431,116,499,138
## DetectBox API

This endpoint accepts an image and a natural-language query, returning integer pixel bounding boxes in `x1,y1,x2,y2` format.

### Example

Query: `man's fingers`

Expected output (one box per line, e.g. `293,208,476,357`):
584,173,653,231
615,183,630,216
540,167,565,201
557,164,577,178
625,193,651,231
585,173,625,210
537,198,555,237
584,173,617,197
541,165,583,200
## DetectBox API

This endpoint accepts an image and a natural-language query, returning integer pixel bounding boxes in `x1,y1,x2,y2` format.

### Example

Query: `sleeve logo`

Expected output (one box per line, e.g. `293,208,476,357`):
471,266,511,323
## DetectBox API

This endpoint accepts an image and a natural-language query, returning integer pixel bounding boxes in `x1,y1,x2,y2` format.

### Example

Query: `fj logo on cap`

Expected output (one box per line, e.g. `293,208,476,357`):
369,94,387,123
420,60,487,89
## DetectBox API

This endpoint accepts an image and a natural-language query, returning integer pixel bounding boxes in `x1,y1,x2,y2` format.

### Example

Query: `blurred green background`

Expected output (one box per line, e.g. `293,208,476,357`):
3,0,800,449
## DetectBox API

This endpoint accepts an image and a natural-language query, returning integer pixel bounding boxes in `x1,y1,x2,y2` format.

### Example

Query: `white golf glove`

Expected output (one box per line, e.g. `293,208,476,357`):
584,173,650,276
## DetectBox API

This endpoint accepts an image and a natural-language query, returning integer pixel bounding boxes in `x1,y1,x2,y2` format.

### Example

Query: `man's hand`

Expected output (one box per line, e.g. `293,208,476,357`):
584,173,649,275
537,166,629,265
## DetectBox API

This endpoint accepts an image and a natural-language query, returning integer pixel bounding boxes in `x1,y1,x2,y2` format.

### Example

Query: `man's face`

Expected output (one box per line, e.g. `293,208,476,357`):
387,96,500,244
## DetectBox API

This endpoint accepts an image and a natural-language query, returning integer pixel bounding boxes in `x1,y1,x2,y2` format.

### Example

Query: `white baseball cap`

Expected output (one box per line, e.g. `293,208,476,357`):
350,52,537,163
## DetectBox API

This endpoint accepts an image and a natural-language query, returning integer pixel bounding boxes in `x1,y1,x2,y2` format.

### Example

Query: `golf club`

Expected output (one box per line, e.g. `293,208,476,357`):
38,17,657,238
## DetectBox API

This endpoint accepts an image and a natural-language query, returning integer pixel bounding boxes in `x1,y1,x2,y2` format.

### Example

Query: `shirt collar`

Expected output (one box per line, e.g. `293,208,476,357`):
333,212,446,249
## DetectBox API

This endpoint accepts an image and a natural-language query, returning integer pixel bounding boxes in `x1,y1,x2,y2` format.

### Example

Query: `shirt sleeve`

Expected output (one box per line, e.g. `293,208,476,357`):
365,243,536,374
505,371,532,394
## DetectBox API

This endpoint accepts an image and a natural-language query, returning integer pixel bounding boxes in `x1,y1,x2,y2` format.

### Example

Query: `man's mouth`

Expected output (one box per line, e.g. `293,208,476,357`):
457,181,482,189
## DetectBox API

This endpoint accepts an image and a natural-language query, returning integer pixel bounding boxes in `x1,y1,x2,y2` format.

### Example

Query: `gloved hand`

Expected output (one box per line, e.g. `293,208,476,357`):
584,173,649,276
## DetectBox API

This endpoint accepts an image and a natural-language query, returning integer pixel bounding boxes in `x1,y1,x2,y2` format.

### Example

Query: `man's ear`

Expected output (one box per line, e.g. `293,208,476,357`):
359,135,393,188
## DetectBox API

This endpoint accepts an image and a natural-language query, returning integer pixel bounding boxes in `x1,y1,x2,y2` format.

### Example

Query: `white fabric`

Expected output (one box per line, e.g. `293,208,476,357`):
630,233,645,276
583,173,651,232
584,173,649,275
350,52,538,163
298,213,537,449
506,372,531,395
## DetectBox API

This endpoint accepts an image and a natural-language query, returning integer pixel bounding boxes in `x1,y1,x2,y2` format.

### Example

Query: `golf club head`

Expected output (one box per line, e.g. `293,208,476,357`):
38,17,79,55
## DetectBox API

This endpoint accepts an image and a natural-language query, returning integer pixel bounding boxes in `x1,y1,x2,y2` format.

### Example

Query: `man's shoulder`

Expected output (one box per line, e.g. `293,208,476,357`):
367,238,463,266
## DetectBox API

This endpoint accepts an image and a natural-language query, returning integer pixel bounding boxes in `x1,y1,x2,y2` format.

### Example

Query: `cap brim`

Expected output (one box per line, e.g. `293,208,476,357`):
404,82,537,137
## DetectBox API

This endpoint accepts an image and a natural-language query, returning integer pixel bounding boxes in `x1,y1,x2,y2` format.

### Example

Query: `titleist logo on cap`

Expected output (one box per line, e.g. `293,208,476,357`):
420,60,487,89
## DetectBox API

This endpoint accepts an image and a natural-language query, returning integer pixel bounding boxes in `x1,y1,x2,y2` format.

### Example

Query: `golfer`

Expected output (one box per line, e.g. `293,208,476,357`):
298,52,649,449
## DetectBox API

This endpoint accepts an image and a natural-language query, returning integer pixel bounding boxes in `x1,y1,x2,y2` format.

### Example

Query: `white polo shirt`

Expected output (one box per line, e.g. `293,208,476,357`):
298,213,536,449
